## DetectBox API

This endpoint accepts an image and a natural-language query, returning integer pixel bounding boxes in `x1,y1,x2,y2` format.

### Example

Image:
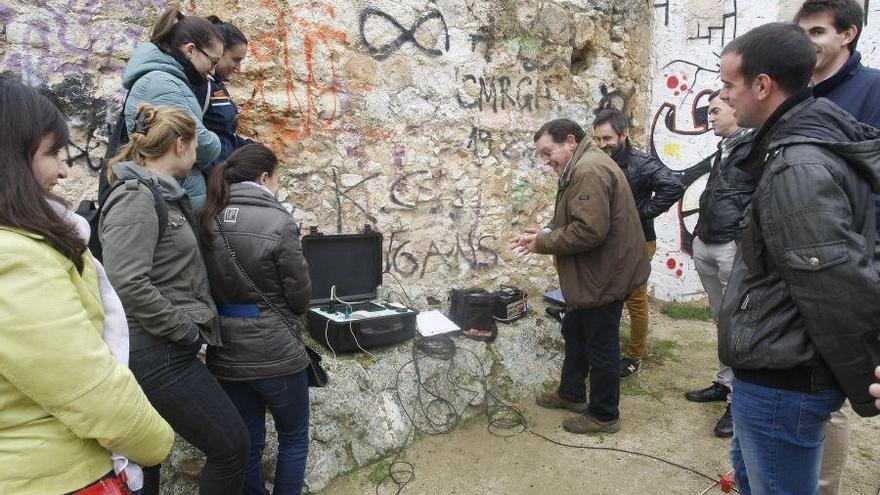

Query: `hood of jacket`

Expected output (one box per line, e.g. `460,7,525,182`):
122,43,206,90
112,161,187,201
226,182,289,215
767,96,880,193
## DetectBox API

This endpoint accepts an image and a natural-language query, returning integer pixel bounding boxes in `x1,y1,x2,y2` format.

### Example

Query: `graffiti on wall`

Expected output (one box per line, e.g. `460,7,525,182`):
359,8,449,61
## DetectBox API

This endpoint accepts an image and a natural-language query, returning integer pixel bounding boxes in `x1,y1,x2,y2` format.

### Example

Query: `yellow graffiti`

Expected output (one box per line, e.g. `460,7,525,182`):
663,143,682,161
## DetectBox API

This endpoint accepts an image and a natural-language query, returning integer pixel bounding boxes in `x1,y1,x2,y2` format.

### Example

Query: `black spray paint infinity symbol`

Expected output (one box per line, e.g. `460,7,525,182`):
359,8,450,61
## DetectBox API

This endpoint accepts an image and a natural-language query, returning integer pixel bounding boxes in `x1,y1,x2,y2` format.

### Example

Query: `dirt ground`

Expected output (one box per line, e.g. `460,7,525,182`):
319,305,880,495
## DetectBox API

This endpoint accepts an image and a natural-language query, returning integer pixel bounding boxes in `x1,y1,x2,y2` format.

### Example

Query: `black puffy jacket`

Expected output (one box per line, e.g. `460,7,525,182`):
611,144,684,241
202,183,312,381
693,129,757,244
718,93,880,417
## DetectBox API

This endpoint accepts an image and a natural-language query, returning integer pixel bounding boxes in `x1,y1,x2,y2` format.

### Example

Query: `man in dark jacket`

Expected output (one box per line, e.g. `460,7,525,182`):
511,119,649,434
796,3,880,492
718,23,880,494
684,90,755,438
796,0,880,240
592,108,684,377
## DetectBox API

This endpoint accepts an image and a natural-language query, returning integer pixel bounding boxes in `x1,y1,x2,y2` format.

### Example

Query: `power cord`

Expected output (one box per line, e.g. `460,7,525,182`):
375,334,740,494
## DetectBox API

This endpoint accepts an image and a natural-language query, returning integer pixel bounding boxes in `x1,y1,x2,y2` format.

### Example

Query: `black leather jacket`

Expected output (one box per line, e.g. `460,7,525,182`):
718,94,880,417
693,129,757,244
611,144,684,241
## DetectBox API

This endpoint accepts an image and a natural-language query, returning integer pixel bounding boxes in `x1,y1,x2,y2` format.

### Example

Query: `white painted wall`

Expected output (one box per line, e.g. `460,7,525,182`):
646,0,880,301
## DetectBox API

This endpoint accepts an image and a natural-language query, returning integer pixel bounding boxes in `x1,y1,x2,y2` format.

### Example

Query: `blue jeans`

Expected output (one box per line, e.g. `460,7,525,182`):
221,370,310,495
130,341,251,495
730,377,845,495
558,301,624,421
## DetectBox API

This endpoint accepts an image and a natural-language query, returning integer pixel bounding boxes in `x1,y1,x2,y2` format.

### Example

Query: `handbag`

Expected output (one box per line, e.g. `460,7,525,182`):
214,216,328,387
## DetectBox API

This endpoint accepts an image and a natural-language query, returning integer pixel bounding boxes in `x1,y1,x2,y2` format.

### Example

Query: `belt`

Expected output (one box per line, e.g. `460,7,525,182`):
69,471,129,495
217,303,260,318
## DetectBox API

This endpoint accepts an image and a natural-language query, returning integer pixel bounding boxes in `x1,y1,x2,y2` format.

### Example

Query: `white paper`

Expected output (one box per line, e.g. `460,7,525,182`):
416,310,461,336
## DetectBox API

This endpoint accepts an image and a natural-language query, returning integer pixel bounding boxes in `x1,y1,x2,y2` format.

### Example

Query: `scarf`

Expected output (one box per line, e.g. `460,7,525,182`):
49,200,144,491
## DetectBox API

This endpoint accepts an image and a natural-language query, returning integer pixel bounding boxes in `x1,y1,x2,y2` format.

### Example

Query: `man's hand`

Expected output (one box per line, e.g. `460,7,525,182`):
509,228,540,256
869,365,880,410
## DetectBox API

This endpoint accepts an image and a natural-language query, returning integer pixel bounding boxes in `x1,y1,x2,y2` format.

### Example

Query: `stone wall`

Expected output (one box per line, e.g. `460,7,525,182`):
646,0,880,300
0,0,654,305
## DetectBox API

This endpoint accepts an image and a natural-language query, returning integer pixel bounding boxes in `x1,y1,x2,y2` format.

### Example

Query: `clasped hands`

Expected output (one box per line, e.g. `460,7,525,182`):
509,228,539,256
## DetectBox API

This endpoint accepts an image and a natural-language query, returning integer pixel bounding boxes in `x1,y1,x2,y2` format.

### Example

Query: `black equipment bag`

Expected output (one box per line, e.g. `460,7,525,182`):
302,226,418,353
449,287,496,330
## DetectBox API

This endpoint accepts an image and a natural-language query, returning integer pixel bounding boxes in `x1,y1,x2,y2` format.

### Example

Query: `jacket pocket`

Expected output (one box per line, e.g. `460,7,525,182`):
732,287,765,356
784,240,849,272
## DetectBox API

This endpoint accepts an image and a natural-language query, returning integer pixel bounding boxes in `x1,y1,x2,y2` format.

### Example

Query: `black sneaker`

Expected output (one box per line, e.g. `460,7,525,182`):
714,405,733,437
545,306,565,321
619,357,641,378
684,382,731,403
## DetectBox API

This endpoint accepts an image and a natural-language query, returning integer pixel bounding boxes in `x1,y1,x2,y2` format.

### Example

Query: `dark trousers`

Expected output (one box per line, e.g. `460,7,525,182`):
221,371,311,495
130,341,251,495
557,301,624,421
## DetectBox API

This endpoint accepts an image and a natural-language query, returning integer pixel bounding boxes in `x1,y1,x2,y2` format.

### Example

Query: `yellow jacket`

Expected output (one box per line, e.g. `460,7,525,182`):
0,227,174,494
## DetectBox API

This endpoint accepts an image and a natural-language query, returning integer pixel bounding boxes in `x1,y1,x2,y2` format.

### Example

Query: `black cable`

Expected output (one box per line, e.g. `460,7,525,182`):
386,271,415,307
376,334,740,494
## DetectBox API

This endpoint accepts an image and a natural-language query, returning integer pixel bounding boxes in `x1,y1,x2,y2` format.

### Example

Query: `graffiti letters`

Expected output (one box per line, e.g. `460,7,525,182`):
359,8,449,61
456,75,553,113
385,231,499,278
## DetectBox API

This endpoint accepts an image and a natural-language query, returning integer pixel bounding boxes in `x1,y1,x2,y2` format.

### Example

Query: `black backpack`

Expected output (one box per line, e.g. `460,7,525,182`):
75,178,168,262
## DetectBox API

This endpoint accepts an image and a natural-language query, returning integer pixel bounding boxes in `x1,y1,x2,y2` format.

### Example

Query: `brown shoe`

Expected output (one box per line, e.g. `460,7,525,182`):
562,414,621,434
536,392,588,413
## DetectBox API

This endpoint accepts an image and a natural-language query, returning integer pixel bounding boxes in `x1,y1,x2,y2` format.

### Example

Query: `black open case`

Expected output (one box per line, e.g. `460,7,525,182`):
301,227,418,353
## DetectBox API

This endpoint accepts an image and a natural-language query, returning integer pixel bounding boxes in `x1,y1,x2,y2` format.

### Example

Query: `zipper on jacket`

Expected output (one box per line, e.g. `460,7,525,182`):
740,293,750,310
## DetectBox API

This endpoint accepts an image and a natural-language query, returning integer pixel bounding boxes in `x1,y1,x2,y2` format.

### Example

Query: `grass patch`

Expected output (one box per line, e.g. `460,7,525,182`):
365,454,399,485
620,377,664,402
645,338,681,365
659,301,713,321
542,379,559,393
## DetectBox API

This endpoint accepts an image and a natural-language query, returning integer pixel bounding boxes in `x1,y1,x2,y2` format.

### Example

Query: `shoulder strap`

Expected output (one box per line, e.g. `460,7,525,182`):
201,77,214,116
214,215,326,385
104,179,169,243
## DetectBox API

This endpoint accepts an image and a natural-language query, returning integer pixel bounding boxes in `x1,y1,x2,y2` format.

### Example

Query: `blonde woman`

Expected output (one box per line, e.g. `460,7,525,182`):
100,103,249,495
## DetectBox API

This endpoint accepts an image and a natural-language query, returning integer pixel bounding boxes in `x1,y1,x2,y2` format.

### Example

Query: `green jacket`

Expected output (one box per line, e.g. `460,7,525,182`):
122,42,221,212
100,162,220,350
0,227,174,494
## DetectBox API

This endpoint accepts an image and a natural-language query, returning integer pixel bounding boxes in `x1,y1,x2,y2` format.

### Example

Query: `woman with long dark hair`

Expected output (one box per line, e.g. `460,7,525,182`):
121,7,224,211
194,16,255,177
200,144,312,495
100,103,250,495
0,78,173,494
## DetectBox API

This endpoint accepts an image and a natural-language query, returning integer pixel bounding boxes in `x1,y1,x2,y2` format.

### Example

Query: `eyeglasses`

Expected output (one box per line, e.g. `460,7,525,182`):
198,47,220,68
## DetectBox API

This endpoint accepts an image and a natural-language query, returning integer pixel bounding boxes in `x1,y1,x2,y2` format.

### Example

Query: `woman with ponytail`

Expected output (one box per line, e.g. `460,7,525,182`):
200,144,312,495
101,103,250,495
120,7,225,212
0,78,173,495
194,16,255,177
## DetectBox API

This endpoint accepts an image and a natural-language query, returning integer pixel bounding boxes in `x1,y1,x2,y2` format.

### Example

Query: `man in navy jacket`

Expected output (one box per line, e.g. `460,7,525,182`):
795,2,880,494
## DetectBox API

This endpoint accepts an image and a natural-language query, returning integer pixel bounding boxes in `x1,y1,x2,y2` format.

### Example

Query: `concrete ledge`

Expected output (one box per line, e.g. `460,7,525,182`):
158,311,565,494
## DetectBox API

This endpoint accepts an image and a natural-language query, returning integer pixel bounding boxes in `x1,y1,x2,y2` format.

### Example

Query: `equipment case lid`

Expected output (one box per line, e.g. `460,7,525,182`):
301,229,383,305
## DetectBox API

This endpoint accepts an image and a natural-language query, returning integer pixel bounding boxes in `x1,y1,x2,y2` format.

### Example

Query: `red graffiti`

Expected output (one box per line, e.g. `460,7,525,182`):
666,76,679,89
675,269,683,278
666,258,677,270
239,0,348,146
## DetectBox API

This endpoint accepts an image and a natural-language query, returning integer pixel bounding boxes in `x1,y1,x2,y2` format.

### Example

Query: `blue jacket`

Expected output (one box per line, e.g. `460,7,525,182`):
812,51,880,232
122,43,221,212
194,77,254,178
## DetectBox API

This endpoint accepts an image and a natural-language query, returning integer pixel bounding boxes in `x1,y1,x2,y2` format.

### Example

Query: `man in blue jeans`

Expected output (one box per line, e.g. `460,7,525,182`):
717,23,880,495
511,119,648,434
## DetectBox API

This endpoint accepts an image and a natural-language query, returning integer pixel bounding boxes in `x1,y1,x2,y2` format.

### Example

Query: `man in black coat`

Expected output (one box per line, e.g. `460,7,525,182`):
592,108,683,378
683,90,755,438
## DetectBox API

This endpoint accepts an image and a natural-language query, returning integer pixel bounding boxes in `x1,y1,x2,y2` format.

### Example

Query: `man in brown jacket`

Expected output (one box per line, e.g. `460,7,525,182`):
511,118,649,434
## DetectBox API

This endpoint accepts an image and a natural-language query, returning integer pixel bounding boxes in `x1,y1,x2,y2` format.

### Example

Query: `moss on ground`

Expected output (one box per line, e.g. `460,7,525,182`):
659,301,713,321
